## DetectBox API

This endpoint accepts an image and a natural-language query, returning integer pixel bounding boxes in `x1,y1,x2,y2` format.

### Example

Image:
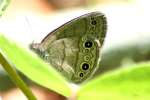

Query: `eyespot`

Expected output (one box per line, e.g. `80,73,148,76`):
79,73,84,77
84,55,90,61
84,41,93,48
82,63,89,70
82,36,87,41
91,20,97,25
82,49,89,53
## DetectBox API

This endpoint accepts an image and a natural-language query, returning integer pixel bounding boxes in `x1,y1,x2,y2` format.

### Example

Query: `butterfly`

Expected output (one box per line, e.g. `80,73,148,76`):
30,12,107,84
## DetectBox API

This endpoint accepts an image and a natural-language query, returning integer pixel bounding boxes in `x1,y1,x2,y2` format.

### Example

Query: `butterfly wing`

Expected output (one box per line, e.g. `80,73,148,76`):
31,12,107,83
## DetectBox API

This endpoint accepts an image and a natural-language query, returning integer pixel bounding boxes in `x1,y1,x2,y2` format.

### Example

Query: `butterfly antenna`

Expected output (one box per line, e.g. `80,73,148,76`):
25,16,36,44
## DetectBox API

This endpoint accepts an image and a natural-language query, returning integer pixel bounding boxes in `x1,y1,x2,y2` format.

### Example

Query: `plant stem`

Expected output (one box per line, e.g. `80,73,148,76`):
0,52,37,100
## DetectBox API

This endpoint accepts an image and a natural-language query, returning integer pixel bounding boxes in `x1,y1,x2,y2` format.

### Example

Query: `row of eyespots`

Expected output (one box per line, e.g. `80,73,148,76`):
91,17,97,26
81,41,92,70
79,41,93,77
83,16,96,67
79,17,97,77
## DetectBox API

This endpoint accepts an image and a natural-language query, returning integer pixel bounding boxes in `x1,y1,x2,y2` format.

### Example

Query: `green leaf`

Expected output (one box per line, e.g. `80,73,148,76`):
0,0,10,16
0,35,71,97
0,51,37,100
78,62,150,100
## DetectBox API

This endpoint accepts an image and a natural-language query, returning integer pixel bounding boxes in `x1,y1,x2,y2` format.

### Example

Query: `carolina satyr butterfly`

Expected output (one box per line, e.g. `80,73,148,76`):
30,12,107,84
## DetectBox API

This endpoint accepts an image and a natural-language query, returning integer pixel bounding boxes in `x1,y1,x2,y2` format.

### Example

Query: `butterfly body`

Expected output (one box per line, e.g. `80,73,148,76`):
30,12,107,83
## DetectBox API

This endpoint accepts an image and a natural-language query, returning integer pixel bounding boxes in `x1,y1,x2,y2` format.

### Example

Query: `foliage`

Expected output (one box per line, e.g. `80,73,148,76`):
0,0,10,16
0,35,150,99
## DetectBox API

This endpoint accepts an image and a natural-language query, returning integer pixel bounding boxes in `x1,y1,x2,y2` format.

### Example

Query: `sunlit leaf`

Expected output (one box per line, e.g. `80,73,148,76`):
0,35,71,97
78,62,150,100
0,0,10,16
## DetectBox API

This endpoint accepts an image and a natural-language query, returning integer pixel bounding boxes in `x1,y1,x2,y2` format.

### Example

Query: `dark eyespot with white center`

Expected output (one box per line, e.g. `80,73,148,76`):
84,41,93,48
82,63,89,70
